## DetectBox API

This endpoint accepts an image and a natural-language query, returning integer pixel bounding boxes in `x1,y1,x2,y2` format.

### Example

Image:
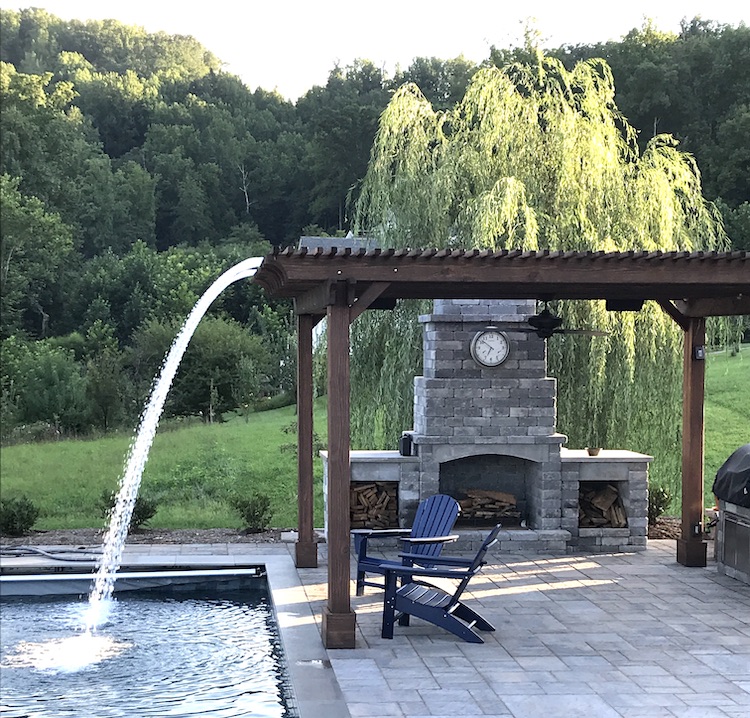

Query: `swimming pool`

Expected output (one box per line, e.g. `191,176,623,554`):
0,569,298,718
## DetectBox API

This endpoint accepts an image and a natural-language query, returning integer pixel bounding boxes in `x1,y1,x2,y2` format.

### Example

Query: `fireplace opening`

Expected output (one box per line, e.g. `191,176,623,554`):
579,482,628,528
439,454,530,528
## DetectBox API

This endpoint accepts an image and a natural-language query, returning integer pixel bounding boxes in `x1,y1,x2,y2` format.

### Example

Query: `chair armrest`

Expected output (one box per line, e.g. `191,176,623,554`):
397,552,473,566
382,563,475,580
352,528,410,561
400,534,458,545
351,528,410,538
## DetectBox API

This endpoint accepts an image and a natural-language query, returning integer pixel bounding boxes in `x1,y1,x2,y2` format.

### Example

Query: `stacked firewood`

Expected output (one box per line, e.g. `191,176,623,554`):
350,482,399,528
579,483,628,528
458,489,521,522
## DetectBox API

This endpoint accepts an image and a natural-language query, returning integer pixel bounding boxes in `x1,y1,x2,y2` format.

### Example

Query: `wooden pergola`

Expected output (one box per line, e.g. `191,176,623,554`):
253,248,750,648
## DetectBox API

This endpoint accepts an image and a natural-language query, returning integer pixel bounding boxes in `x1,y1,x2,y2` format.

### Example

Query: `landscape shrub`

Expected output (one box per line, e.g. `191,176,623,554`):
99,490,159,531
254,391,295,412
648,485,673,526
231,492,272,533
0,495,40,536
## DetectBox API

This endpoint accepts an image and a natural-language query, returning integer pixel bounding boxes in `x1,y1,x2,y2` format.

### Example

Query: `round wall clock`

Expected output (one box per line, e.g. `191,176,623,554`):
470,328,510,367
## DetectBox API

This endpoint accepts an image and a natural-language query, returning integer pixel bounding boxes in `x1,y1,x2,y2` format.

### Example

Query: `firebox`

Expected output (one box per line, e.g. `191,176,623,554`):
439,454,529,527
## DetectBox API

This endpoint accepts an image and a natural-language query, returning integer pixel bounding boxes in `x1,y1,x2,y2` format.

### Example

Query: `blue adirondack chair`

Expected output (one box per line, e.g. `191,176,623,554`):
380,524,503,644
351,493,460,596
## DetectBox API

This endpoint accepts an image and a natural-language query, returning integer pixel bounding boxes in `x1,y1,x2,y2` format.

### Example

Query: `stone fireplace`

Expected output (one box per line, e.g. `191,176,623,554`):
322,298,651,553
407,299,565,532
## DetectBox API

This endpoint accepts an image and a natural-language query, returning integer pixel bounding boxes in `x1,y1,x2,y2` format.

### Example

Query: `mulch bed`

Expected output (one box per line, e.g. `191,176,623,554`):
648,516,682,540
2,517,684,546
0,527,287,547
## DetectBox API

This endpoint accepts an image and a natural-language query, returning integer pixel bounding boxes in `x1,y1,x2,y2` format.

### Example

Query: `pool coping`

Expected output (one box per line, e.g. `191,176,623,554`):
0,549,350,718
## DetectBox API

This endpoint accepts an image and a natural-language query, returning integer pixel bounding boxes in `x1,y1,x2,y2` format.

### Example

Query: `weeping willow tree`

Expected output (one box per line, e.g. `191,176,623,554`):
351,53,731,495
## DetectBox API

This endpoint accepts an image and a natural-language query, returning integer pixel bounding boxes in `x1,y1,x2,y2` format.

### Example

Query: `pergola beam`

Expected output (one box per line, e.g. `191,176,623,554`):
349,282,391,322
676,296,750,317
657,299,690,331
258,249,749,304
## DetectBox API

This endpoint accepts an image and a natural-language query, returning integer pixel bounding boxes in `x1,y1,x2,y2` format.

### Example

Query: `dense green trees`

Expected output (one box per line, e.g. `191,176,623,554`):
0,174,73,338
0,7,747,443
297,61,392,231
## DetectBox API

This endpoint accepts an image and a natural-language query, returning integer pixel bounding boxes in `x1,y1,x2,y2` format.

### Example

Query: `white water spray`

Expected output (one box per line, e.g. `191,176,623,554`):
85,257,263,630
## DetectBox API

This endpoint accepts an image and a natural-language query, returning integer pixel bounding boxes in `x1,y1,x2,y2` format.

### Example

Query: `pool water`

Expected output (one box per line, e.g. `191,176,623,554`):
0,585,298,718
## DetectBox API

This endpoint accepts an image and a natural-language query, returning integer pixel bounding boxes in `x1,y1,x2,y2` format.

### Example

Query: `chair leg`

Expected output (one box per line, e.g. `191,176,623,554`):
451,603,495,632
399,604,486,644
356,570,365,596
381,572,398,639
382,597,396,639
398,612,410,627
440,614,484,644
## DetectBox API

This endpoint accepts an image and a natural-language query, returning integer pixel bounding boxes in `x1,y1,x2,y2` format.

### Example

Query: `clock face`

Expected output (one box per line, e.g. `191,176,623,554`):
470,330,510,367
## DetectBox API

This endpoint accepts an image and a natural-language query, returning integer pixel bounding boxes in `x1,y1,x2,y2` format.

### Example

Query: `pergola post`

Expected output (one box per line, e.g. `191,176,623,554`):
295,312,317,568
677,317,708,567
322,287,356,648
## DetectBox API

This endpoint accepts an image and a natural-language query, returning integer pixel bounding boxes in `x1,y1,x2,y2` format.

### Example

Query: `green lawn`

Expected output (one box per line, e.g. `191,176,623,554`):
0,399,328,530
1,347,747,531
703,347,750,506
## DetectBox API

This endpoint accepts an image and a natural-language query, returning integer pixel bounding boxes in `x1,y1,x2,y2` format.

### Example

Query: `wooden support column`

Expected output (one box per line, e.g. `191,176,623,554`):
322,286,356,648
295,313,317,568
677,317,708,567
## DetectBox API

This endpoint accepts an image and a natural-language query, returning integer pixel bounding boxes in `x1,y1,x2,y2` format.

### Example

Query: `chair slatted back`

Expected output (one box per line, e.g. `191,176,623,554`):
408,494,460,559
448,524,503,603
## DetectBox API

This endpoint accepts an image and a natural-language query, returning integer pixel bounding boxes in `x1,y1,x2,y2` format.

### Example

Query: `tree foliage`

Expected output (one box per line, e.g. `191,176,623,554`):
548,19,750,247
353,52,731,487
129,315,272,420
0,174,74,338
0,7,746,444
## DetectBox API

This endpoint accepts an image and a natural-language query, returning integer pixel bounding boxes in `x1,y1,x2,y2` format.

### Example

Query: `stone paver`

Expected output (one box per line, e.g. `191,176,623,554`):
304,539,750,718
2,538,749,718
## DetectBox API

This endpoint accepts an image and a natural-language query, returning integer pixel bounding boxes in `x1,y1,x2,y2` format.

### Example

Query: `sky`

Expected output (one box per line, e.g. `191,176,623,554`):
7,1,749,101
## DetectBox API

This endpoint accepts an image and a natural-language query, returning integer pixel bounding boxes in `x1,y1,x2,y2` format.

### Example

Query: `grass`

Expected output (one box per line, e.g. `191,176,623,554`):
703,346,750,507
1,347,747,532
0,399,328,531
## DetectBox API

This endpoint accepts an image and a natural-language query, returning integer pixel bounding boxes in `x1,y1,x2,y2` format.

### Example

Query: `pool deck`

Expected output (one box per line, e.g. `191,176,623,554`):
2,538,750,718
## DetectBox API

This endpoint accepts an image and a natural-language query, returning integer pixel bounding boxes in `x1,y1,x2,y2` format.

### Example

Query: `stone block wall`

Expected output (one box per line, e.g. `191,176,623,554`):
561,448,651,552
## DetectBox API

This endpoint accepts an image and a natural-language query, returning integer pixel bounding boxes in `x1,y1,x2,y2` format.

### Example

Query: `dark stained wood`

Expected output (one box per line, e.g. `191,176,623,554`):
349,282,391,322
657,300,690,331
677,318,708,567
321,607,356,649
325,287,355,646
295,312,317,568
677,296,750,317
255,250,750,304
294,281,336,315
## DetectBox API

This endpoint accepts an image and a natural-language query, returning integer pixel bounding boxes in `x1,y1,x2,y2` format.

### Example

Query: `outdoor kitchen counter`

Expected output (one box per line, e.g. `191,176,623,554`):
560,448,654,462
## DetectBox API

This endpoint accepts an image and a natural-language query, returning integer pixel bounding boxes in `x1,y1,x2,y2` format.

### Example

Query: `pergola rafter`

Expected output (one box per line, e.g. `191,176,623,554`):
253,248,750,649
